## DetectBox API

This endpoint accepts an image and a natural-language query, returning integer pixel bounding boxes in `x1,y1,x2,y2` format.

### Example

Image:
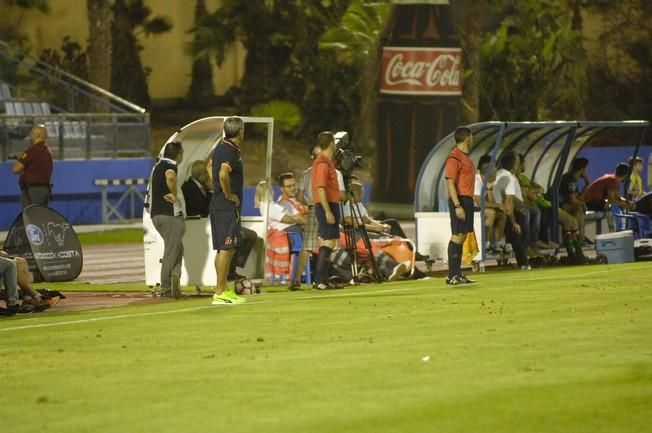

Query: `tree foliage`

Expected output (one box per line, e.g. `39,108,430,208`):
110,0,172,108
479,0,588,121
186,0,214,109
585,0,652,121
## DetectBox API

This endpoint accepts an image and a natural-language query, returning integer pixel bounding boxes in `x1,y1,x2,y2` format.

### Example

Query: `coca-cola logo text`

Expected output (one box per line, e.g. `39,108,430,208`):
380,47,463,95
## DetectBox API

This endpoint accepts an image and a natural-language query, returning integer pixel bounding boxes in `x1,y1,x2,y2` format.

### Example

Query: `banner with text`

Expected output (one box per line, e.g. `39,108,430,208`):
379,47,463,96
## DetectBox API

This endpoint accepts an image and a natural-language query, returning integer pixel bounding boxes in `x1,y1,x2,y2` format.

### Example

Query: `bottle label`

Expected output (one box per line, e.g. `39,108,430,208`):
380,47,462,96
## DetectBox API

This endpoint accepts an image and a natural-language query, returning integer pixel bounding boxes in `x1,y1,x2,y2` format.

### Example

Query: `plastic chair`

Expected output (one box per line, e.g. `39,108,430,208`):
610,205,652,239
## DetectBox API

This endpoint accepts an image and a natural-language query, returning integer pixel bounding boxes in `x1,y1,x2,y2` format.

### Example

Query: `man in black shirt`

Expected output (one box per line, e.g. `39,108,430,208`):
210,117,247,305
150,141,184,299
559,157,590,240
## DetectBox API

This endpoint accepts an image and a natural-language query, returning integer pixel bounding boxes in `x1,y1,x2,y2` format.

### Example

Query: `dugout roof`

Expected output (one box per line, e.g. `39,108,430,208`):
415,121,650,213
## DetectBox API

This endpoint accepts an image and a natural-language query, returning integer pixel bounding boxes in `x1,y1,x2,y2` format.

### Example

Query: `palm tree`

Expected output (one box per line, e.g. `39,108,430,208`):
110,0,172,108
320,0,392,153
86,0,112,111
186,0,214,109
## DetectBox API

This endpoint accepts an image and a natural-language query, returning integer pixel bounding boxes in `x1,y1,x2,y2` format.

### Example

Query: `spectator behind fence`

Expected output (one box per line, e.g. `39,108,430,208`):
628,156,645,201
11,124,53,208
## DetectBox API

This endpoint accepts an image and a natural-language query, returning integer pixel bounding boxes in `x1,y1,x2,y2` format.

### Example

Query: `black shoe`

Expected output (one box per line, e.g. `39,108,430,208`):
415,252,428,262
313,282,330,291
288,281,302,291
5,304,33,316
457,274,475,284
445,276,463,286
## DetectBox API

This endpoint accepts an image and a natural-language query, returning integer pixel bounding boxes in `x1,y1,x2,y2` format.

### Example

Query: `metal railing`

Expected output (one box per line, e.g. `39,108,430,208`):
0,113,150,160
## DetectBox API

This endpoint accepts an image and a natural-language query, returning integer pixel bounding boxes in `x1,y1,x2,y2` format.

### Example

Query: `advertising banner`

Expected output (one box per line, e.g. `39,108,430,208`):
380,47,463,96
3,205,83,281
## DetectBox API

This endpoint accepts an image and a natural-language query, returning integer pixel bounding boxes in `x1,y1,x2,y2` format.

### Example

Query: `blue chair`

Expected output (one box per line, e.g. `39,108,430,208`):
610,205,652,239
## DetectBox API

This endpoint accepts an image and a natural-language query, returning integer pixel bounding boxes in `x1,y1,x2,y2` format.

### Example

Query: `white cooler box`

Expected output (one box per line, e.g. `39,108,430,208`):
595,230,635,264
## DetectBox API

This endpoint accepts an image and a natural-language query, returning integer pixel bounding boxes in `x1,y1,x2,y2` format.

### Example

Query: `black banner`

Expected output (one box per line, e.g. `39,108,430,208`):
3,205,83,282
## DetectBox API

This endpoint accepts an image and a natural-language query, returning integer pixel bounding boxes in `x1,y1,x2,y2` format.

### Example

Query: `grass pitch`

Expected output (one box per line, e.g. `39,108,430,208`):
1,263,651,433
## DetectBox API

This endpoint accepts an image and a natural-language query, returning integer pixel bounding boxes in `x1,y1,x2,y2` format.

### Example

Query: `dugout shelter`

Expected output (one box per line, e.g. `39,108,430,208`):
414,121,650,261
143,116,275,287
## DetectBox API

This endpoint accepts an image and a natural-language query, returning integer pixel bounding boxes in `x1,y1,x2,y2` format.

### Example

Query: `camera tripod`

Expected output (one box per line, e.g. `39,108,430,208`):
339,186,383,284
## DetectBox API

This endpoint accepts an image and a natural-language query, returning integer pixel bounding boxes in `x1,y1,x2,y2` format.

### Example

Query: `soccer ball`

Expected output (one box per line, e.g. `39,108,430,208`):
234,278,258,295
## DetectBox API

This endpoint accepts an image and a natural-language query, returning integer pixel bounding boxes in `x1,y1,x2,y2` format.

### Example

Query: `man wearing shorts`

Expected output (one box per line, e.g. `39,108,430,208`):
311,131,341,290
444,127,476,285
210,117,247,305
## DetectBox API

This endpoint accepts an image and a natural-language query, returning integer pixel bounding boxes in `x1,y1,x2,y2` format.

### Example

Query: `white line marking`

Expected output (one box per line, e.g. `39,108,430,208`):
0,301,270,333
513,269,619,282
293,285,433,300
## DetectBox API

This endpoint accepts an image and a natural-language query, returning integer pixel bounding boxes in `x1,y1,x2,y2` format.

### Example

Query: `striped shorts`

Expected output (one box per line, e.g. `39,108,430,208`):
304,206,319,251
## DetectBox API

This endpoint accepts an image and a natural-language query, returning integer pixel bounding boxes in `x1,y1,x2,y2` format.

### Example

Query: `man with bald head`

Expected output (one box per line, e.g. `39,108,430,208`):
11,124,53,207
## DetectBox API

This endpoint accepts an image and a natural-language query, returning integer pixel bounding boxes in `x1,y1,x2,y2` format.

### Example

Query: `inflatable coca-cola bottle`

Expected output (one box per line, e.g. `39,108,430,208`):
374,0,462,204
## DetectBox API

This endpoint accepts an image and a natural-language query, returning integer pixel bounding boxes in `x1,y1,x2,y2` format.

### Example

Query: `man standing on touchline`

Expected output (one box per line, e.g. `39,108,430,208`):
444,126,476,286
210,117,247,305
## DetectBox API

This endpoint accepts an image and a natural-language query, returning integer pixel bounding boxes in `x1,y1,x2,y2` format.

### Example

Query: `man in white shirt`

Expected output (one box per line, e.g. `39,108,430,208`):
258,179,308,290
492,152,529,269
473,154,505,253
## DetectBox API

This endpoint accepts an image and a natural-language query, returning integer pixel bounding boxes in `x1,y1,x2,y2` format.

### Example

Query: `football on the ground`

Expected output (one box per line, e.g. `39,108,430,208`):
234,278,258,295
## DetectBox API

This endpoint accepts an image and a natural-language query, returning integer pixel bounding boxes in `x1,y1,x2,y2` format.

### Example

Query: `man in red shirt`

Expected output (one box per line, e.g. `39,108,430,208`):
444,127,475,285
311,131,341,290
11,124,53,208
584,163,635,212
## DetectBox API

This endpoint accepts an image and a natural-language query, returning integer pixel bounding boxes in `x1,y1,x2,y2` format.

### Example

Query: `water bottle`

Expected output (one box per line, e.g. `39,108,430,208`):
479,261,485,273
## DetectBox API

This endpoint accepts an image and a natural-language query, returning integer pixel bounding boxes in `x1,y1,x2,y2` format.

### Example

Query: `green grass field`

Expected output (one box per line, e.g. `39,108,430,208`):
1,263,651,433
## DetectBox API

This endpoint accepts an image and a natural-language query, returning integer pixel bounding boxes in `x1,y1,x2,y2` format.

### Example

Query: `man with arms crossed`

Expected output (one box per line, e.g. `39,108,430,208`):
12,124,53,207
445,127,476,285
211,117,247,305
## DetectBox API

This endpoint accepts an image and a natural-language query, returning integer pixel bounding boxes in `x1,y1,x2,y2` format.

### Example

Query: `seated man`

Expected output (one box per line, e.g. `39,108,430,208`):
342,181,391,238
182,160,212,217
559,157,590,241
1,256,43,316
474,154,506,253
584,163,635,231
256,180,308,290
0,250,59,310
493,152,529,269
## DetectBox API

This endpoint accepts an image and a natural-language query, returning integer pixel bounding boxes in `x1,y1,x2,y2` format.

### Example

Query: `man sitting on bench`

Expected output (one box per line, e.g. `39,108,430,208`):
584,163,635,232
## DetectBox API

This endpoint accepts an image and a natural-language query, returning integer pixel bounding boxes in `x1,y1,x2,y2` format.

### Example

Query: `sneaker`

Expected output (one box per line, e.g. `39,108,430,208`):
388,261,409,281
226,290,247,304
5,304,33,316
171,274,182,300
445,275,463,286
313,282,332,291
520,265,532,271
456,274,475,284
210,290,246,304
288,281,302,291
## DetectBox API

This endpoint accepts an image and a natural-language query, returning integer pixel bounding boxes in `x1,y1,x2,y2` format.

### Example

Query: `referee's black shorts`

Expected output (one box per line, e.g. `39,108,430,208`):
315,202,340,240
448,196,474,235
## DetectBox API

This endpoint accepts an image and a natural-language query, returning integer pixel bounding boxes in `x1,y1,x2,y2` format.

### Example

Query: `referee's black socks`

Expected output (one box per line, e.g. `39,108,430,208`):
315,246,332,283
447,241,462,278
